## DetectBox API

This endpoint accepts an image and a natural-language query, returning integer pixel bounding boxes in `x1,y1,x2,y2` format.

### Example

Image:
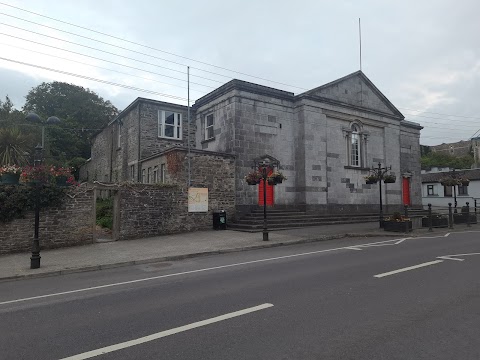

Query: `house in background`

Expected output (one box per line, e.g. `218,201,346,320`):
81,70,423,215
421,167,480,209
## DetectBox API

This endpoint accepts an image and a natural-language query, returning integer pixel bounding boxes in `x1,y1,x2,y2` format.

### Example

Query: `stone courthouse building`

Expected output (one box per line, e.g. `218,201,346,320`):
81,71,422,214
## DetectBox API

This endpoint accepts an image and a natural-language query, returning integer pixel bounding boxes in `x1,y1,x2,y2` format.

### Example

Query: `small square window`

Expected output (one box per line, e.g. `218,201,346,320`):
158,111,182,140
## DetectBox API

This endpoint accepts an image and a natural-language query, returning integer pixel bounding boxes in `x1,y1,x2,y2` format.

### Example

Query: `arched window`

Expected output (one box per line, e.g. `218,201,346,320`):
350,124,361,167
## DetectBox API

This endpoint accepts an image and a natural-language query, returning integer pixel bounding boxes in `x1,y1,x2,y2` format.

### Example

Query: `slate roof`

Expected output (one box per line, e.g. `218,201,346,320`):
422,169,480,183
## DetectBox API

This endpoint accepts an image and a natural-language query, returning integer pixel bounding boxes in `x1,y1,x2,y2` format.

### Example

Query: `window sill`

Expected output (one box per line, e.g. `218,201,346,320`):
201,136,216,144
427,194,439,197
344,166,370,171
158,136,183,142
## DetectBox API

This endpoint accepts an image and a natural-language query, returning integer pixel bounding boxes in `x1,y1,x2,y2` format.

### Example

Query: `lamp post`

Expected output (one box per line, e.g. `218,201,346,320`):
26,112,61,269
368,162,393,228
253,157,279,241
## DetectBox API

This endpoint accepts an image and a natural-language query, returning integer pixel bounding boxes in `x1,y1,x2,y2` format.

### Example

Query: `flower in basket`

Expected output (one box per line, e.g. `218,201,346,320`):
49,166,74,186
267,171,287,185
383,174,396,183
364,174,378,184
20,165,54,184
0,164,22,175
245,171,262,185
386,212,410,222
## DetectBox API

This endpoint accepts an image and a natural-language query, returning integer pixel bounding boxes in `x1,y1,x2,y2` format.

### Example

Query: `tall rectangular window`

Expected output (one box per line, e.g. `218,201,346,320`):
117,122,122,148
160,163,166,183
147,167,151,184
205,113,214,140
130,165,135,181
158,110,182,140
350,132,360,167
153,166,158,183
142,169,146,184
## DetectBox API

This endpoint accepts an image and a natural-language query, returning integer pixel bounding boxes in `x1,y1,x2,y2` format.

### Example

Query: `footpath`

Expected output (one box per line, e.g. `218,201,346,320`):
1,222,477,281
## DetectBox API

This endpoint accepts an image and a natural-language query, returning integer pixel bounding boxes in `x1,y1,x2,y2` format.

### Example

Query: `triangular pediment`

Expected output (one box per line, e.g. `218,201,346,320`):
298,71,404,119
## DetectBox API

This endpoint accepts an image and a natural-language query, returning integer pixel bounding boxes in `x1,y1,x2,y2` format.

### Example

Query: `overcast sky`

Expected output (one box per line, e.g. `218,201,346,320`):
0,0,479,145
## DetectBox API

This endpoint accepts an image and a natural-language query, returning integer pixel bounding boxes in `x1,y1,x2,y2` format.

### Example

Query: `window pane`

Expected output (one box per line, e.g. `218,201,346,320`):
177,127,181,139
177,113,181,126
165,125,174,137
207,114,214,126
165,112,175,125
207,127,214,139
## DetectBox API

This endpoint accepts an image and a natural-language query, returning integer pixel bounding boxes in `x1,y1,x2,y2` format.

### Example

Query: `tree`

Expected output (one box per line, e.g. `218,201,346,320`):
23,82,119,160
421,151,474,170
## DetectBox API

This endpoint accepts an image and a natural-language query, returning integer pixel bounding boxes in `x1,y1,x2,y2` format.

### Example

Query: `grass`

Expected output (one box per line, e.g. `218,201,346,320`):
96,197,113,230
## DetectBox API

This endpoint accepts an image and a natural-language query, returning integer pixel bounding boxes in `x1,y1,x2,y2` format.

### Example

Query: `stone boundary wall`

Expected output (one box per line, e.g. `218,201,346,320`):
118,150,236,240
0,184,95,255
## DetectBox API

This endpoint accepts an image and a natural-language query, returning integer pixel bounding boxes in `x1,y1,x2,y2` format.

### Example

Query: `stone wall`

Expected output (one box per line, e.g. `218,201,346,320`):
0,185,95,254
117,148,236,240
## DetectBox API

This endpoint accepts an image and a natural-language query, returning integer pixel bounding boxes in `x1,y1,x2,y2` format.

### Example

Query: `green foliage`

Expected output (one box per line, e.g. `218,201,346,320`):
421,152,474,170
0,184,67,223
22,82,119,161
0,127,32,166
96,197,113,230
67,157,87,180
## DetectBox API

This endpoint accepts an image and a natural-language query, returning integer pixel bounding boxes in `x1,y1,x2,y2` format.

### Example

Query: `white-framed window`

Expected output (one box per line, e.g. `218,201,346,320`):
117,121,122,148
427,185,437,196
158,110,182,140
205,113,214,140
160,163,166,183
142,169,146,184
350,124,361,167
147,167,152,184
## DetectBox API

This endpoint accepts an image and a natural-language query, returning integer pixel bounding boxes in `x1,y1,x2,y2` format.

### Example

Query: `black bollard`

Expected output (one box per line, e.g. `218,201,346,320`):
448,203,453,229
428,203,433,232
466,202,471,227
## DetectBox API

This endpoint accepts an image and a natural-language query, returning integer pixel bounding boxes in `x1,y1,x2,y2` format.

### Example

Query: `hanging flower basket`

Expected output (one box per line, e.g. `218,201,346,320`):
440,177,459,186
267,171,287,186
50,166,74,187
383,174,396,184
364,174,378,184
0,165,22,185
21,166,53,186
245,171,262,185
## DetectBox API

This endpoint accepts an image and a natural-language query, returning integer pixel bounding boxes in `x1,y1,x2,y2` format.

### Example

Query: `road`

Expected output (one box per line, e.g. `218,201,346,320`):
1,231,479,359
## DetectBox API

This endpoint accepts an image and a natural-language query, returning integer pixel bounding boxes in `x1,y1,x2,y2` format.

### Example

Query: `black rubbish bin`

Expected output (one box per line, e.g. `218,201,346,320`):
213,210,227,230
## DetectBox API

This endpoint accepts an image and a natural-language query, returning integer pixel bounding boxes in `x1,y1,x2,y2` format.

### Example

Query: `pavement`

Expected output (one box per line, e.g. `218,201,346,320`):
1,229,480,359
1,221,478,281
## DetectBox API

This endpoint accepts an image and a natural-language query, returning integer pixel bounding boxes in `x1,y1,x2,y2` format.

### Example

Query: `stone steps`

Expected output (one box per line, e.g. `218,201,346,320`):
229,208,380,232
228,218,377,232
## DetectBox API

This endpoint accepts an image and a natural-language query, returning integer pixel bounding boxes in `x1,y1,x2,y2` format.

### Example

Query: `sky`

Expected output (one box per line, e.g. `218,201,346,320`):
0,0,479,146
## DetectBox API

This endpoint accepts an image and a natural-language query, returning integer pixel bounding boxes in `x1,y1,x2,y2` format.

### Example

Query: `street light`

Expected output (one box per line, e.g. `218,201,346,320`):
368,162,394,228
253,157,279,241
25,112,61,269
25,112,61,149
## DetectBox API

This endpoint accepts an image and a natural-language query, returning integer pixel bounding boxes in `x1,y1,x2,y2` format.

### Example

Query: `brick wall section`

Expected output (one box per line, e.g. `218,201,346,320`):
0,185,95,254
118,149,235,240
